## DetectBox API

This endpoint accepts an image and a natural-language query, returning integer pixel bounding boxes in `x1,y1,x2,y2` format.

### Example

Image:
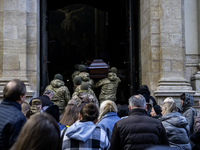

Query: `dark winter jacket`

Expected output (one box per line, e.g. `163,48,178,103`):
137,85,157,106
181,93,197,137
190,116,200,150
160,112,191,150
0,99,26,150
191,132,200,150
109,108,169,150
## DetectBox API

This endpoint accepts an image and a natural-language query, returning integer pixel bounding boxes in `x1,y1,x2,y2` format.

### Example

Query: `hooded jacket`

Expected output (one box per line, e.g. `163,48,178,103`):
62,121,110,150
97,112,121,140
181,93,197,137
160,112,191,150
45,79,71,114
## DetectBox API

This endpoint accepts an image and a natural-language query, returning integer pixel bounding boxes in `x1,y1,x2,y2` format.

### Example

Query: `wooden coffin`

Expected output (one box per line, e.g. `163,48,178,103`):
88,59,109,78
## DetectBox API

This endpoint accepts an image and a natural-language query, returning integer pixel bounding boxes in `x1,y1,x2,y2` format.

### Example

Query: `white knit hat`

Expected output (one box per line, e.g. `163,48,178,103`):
163,97,175,103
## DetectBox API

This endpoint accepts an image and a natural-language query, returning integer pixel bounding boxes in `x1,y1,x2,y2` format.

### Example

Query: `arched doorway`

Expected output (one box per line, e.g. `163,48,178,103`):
40,0,140,104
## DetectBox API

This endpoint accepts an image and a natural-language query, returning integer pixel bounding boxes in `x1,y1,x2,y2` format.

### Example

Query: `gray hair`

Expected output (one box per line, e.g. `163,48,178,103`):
129,94,146,109
44,90,53,97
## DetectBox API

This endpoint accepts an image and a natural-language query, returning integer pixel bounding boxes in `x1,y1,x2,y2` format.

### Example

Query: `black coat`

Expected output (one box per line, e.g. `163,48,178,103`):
0,99,26,150
109,108,169,150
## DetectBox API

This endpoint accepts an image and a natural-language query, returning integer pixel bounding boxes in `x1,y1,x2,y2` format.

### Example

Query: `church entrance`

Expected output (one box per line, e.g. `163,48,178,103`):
40,0,140,104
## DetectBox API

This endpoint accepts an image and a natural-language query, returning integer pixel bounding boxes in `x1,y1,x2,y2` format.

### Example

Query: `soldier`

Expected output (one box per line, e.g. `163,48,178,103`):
71,64,81,82
77,64,94,90
45,73,71,115
73,76,97,100
95,71,121,104
72,82,99,109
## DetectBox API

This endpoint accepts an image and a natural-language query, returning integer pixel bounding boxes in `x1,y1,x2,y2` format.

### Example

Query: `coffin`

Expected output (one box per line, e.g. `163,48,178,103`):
87,59,109,78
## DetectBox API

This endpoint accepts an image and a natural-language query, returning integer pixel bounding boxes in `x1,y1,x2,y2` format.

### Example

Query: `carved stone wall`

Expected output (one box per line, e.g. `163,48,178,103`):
140,0,199,107
0,0,39,101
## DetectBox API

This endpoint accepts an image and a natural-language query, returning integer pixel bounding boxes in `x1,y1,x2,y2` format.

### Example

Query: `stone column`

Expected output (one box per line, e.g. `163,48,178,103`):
0,0,33,100
153,0,195,106
140,0,195,107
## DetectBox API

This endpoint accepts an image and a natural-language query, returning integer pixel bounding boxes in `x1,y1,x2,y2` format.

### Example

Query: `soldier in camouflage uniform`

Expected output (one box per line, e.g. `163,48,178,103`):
77,64,94,90
71,64,80,82
45,74,71,115
73,76,97,100
95,71,121,104
72,82,99,109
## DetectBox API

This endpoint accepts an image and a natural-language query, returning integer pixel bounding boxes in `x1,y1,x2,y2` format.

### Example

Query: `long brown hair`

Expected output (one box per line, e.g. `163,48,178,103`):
60,99,79,126
10,113,61,150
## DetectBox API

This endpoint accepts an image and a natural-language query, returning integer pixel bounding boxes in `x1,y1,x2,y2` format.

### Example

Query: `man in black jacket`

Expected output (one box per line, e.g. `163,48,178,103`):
109,94,169,150
29,90,54,112
0,79,27,150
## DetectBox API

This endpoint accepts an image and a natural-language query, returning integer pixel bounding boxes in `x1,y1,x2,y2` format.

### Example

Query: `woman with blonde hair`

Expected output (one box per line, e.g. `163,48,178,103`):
160,101,191,149
96,100,121,140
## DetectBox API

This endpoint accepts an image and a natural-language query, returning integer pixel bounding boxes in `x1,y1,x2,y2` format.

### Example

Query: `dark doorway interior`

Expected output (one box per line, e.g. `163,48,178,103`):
41,0,140,104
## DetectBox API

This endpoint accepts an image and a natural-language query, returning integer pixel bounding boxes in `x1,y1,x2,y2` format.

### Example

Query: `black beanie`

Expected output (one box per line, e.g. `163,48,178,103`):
73,76,82,85
153,105,162,115
54,74,63,81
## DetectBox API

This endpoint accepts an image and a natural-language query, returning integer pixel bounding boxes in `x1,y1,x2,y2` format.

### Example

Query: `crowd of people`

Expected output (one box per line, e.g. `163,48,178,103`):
0,65,200,150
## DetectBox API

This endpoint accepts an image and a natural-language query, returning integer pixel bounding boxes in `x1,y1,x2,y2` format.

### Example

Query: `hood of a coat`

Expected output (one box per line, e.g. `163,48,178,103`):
161,112,188,128
182,93,194,110
65,121,96,142
50,79,65,88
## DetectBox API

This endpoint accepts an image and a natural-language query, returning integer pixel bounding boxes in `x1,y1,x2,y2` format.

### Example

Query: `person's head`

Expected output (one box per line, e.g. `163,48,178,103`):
163,97,174,103
21,102,30,119
73,76,82,86
180,93,194,108
117,104,129,118
54,73,63,81
3,79,26,103
43,90,53,100
79,72,90,81
60,99,78,126
128,94,146,110
10,113,60,150
161,102,177,116
199,99,200,106
150,105,162,117
98,100,118,121
78,64,87,72
108,72,117,81
79,103,99,123
81,82,89,91
137,85,150,95
109,67,118,74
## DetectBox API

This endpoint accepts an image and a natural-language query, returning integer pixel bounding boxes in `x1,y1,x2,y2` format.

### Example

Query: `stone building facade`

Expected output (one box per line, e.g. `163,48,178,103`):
0,0,200,107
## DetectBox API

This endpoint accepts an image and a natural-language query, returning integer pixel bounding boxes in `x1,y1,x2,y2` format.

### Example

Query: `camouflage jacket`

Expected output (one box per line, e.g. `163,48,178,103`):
78,72,94,89
95,73,121,102
72,90,99,109
73,85,97,100
71,71,80,81
45,79,71,107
